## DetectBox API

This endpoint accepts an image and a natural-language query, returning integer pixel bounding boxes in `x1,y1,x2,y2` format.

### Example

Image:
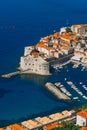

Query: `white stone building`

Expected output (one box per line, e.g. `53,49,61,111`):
71,24,87,35
38,46,50,56
36,43,55,57
76,109,87,126
24,46,34,56
60,27,66,35
20,51,50,75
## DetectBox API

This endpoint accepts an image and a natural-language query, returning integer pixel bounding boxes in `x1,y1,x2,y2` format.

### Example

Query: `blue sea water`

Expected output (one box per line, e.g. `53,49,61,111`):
0,0,87,127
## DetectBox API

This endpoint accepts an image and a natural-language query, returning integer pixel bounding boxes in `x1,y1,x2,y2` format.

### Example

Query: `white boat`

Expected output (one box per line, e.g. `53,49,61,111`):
60,84,64,87
67,81,73,85
79,82,83,85
64,78,67,81
59,85,72,97
82,96,87,99
73,97,79,100
72,86,83,96
67,82,84,96
82,85,86,87
59,66,63,69
55,82,61,87
67,92,72,96
81,67,86,71
82,85,87,91
78,91,83,96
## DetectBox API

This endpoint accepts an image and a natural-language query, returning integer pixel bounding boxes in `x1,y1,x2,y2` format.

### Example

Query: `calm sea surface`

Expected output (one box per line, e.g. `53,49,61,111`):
0,0,87,127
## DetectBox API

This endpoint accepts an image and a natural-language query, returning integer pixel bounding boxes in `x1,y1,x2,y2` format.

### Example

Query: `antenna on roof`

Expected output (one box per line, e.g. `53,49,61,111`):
53,30,56,33
66,19,69,27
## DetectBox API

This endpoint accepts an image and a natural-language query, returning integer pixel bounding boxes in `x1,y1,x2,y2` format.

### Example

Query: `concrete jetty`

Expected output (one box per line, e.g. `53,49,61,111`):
1,71,20,78
45,82,70,100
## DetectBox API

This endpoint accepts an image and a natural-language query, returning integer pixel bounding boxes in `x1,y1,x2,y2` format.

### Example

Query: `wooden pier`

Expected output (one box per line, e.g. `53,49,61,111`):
1,71,21,78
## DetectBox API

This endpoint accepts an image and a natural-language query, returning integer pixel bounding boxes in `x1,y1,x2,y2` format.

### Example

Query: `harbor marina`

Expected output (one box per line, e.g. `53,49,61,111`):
66,81,87,100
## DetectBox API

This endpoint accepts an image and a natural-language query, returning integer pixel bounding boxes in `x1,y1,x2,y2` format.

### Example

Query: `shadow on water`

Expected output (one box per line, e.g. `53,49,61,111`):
20,74,50,86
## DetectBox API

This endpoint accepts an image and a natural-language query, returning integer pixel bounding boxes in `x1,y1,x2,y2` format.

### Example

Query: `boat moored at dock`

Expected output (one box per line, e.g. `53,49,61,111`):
66,81,87,100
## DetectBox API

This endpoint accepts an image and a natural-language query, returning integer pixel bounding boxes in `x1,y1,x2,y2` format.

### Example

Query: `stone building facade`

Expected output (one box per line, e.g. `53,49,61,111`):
71,24,87,35
76,109,87,126
20,51,50,75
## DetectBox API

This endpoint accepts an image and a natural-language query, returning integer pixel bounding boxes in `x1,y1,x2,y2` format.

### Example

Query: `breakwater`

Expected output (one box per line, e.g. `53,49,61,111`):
45,82,70,100
1,71,20,78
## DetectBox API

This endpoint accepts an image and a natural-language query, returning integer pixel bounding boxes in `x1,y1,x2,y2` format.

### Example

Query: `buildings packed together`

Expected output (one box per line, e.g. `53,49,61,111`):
20,24,87,75
1,24,87,129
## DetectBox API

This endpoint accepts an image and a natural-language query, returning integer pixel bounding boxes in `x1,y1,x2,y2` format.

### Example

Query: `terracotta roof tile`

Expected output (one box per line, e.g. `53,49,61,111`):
77,109,87,118
31,52,39,56
44,123,62,130
7,124,26,130
79,127,87,130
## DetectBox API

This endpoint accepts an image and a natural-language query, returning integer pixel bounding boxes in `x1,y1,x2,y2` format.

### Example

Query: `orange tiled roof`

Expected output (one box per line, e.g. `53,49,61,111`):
77,109,87,118
40,37,50,43
61,31,76,40
44,123,62,130
84,57,87,61
79,127,87,130
53,32,59,38
73,39,78,43
36,42,55,51
63,41,70,45
75,50,85,55
61,34,76,41
7,124,26,130
44,46,55,51
36,42,45,48
31,51,39,57
61,35,72,40
53,42,59,47
60,39,70,45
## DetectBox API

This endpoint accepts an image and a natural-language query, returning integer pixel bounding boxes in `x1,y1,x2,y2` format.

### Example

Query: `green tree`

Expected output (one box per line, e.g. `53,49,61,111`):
84,36,87,43
53,123,81,130
84,36,87,40
61,121,67,128
82,104,87,110
66,27,72,33
38,126,43,130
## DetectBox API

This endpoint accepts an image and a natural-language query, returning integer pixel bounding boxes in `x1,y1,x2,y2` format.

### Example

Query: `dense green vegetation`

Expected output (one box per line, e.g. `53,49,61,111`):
38,126,43,130
53,123,81,130
84,36,87,40
37,123,81,130
66,27,72,33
